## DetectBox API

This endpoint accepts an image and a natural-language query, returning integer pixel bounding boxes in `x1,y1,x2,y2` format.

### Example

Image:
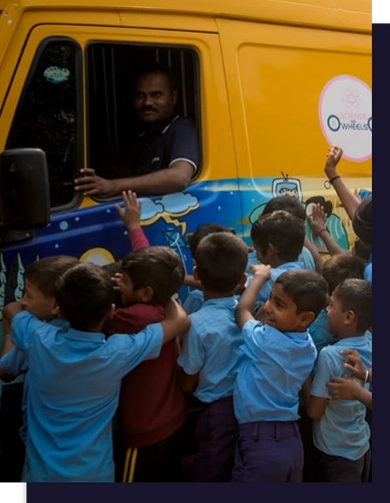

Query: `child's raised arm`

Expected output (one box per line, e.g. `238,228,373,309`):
161,298,190,344
115,190,149,250
307,203,345,256
236,264,271,329
324,146,362,220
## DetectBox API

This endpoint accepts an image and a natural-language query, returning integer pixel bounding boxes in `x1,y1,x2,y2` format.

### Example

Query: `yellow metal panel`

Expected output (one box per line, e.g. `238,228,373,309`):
217,18,371,182
0,22,236,184
0,0,372,33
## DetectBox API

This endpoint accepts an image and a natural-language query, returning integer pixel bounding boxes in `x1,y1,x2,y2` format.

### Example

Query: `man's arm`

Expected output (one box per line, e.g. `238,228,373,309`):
74,161,193,197
235,265,271,329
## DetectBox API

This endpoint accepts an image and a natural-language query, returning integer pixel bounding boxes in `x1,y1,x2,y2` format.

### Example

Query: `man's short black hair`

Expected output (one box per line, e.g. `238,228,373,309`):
134,63,178,92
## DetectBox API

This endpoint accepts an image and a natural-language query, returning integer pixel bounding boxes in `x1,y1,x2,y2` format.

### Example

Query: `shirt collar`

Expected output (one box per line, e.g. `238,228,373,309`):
62,327,106,343
202,296,237,308
139,114,179,137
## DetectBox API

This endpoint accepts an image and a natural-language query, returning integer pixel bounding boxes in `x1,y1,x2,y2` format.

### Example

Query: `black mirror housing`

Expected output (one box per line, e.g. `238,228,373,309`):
0,148,50,229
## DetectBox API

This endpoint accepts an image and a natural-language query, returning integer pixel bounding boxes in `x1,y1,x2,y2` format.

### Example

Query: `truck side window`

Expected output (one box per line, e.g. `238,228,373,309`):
85,43,200,181
6,38,82,209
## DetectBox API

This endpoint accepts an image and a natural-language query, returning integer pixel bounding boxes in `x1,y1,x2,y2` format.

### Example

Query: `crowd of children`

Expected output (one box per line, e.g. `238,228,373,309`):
0,146,372,483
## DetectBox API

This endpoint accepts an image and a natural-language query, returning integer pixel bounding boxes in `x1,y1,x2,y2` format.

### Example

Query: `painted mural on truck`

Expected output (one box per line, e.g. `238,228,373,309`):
0,174,371,347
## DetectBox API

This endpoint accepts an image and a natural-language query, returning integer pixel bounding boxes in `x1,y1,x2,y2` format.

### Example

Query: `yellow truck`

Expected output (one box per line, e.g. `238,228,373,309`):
0,0,371,479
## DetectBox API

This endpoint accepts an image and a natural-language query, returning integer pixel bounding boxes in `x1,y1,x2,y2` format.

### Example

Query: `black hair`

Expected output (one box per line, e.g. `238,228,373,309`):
25,255,80,297
352,195,372,245
55,263,115,331
322,253,365,294
251,210,305,262
194,232,248,294
262,195,306,221
275,269,328,319
121,246,184,305
188,223,236,258
133,63,178,92
333,278,372,334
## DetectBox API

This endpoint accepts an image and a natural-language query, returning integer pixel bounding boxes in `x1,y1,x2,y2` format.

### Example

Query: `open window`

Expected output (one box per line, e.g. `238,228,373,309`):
85,43,201,183
5,38,83,209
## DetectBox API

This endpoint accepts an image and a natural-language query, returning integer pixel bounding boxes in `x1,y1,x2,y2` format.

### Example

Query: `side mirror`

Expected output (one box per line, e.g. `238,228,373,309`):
0,148,50,229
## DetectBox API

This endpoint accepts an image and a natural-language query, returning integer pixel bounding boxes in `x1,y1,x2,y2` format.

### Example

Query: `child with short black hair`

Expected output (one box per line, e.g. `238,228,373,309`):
304,278,372,482
182,223,236,315
259,194,322,272
309,253,366,355
177,231,248,482
5,261,189,482
232,267,328,482
249,210,306,309
0,255,79,481
103,190,188,483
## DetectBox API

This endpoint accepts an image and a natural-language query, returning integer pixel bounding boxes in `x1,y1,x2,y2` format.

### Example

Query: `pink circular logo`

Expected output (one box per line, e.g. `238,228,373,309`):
318,75,371,162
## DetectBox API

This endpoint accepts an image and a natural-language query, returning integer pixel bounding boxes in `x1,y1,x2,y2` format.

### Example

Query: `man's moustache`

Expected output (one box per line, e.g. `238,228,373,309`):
140,107,157,112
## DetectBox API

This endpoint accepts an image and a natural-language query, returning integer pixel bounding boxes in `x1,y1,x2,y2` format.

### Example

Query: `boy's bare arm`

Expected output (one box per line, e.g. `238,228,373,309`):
303,236,324,273
301,374,328,420
236,265,271,329
183,274,203,290
326,377,372,410
2,301,23,356
177,365,199,393
324,146,361,221
161,299,190,344
0,365,18,383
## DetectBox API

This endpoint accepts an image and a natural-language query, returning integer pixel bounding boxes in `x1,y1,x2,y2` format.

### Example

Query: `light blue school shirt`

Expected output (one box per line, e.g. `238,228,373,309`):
364,254,372,282
177,296,244,403
308,309,337,356
311,334,372,461
182,288,205,315
0,347,29,443
234,319,317,423
11,310,163,482
246,247,315,275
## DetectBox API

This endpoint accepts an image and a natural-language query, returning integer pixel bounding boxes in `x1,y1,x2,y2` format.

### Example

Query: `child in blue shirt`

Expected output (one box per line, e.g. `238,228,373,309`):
253,194,323,272
177,231,248,481
309,253,366,355
232,266,328,482
4,262,189,482
0,255,80,481
304,278,372,482
182,223,237,315
249,210,306,312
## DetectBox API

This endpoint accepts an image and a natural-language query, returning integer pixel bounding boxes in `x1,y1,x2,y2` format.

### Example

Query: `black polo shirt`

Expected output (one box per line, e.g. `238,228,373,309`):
129,115,199,177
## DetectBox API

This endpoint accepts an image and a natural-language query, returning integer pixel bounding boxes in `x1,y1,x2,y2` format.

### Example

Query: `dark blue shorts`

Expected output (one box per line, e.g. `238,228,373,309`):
232,420,304,483
317,447,371,482
192,395,238,482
